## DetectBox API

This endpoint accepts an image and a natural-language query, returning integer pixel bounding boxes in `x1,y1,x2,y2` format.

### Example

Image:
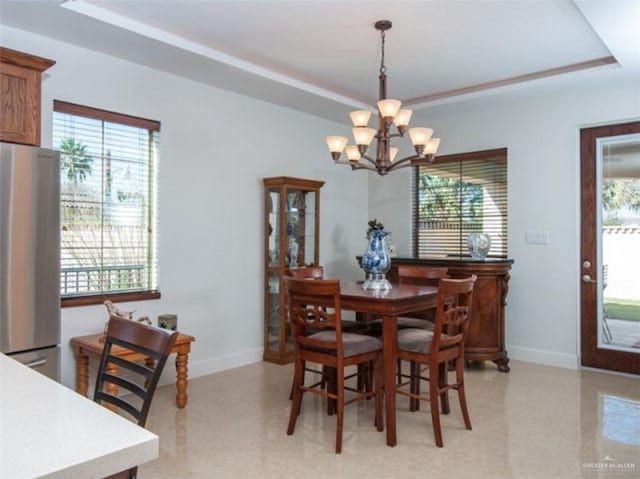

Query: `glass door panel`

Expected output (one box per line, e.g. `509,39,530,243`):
285,189,302,267
303,192,316,264
268,190,280,267
266,270,280,354
599,134,640,351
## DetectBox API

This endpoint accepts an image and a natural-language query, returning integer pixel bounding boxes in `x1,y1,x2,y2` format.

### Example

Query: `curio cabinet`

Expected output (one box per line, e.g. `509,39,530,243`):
263,176,324,364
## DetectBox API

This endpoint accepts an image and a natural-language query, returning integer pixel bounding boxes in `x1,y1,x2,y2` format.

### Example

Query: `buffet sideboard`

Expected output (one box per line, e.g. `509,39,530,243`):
363,256,514,372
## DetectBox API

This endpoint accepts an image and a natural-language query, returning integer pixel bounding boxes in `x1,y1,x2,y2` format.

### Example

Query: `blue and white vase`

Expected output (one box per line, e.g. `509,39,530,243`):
362,228,392,290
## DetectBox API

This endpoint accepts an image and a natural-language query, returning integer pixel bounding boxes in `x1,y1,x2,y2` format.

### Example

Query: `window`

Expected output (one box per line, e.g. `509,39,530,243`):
53,101,160,305
412,148,507,258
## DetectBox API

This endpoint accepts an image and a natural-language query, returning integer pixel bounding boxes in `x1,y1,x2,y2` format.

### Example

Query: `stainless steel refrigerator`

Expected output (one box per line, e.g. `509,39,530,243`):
0,142,61,381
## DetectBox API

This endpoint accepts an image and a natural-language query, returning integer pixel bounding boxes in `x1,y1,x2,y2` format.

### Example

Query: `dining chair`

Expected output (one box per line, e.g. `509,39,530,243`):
286,266,328,398
288,266,372,335
395,275,477,447
395,264,449,329
369,265,449,397
94,315,179,479
395,265,449,409
284,277,383,453
287,266,373,399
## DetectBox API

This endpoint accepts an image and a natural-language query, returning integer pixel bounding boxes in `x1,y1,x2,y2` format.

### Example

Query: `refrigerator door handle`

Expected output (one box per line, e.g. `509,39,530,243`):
24,357,47,369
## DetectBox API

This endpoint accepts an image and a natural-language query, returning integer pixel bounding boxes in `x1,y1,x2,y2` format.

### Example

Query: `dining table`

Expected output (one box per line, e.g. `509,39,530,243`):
339,281,440,447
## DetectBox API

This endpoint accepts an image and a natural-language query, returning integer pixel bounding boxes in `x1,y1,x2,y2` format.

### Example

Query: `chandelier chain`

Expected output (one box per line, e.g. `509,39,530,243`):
379,30,387,74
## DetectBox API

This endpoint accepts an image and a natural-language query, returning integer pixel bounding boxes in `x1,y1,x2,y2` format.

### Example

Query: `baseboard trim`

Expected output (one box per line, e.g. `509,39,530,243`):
158,347,263,386
507,345,578,370
161,344,580,384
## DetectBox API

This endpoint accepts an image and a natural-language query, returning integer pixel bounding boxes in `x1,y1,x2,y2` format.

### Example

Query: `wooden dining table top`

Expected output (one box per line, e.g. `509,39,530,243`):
339,281,439,314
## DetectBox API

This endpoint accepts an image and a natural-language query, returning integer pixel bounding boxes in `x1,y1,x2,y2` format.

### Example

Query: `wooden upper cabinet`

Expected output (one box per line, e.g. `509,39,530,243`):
0,47,55,146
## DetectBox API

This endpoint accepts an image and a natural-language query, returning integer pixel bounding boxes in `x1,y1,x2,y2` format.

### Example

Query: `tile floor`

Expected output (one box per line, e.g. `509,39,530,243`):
139,360,639,479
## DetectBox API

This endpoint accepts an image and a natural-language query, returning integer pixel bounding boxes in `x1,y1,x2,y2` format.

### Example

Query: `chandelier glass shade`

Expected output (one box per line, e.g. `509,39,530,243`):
326,20,440,176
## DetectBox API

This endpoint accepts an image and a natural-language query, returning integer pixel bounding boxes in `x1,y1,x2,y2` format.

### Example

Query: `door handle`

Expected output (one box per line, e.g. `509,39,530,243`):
582,274,597,284
24,357,47,369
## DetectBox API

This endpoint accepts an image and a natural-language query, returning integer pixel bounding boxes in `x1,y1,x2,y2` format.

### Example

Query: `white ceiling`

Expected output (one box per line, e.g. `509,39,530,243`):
1,0,638,122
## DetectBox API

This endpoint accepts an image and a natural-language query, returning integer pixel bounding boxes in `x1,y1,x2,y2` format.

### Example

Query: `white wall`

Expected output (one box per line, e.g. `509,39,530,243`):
370,76,640,369
2,26,368,388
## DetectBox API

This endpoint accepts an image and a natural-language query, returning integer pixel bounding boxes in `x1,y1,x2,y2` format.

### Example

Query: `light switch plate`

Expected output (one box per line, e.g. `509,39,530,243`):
525,231,550,245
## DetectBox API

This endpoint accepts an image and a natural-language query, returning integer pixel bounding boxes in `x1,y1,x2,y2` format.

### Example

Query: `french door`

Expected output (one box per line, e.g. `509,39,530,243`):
580,121,640,374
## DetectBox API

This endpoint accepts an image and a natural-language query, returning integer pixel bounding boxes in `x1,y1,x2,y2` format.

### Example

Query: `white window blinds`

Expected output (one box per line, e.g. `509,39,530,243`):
53,101,160,299
412,148,508,258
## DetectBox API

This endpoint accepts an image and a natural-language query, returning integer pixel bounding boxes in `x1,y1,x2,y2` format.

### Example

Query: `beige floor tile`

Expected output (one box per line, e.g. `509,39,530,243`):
138,360,639,479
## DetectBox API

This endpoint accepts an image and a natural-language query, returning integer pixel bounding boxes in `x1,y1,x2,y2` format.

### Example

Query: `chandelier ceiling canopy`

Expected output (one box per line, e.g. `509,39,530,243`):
326,20,440,176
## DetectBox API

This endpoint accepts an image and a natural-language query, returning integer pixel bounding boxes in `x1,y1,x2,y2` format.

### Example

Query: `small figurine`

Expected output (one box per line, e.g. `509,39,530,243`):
102,300,151,339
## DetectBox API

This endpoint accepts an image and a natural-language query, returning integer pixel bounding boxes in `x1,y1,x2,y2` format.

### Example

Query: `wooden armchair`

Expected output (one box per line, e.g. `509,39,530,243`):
395,275,477,447
286,266,373,399
369,265,449,398
284,277,383,453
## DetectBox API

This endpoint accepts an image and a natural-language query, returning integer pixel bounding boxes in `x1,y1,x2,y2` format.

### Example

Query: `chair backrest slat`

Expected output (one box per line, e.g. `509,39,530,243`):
397,265,448,286
95,392,143,422
288,266,324,280
431,275,477,352
100,370,148,399
105,353,156,379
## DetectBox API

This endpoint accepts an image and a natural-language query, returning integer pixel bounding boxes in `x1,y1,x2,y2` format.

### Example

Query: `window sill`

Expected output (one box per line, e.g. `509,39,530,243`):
61,291,161,308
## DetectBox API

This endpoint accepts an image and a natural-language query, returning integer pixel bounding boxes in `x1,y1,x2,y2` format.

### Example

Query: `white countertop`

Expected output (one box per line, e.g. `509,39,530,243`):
0,353,158,479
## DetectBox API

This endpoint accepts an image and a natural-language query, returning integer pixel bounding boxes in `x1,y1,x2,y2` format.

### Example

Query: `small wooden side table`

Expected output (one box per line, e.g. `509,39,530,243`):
70,331,196,409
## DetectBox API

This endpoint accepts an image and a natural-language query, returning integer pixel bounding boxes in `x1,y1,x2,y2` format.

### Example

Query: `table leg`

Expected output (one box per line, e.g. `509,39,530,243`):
382,314,398,446
75,350,89,396
175,351,189,408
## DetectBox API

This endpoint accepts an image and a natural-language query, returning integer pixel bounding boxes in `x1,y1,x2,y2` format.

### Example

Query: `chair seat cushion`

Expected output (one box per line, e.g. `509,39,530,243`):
397,328,450,354
308,331,382,357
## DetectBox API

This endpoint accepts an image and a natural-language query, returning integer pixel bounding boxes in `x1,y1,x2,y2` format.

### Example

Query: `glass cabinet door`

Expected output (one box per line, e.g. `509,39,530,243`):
267,189,279,267
284,188,317,268
265,270,280,355
302,191,317,266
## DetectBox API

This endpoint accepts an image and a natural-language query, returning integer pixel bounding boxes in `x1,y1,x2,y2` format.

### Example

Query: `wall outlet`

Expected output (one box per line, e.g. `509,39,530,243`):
525,231,550,245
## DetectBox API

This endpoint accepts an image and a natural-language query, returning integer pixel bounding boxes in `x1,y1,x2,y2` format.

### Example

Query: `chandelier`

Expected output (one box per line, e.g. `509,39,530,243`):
326,20,440,176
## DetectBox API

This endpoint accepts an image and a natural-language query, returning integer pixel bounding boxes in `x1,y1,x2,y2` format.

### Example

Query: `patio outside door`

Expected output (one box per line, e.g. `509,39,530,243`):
580,121,640,375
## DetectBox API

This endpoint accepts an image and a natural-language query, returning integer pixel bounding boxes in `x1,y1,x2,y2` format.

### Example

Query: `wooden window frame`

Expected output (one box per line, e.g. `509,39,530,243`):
54,100,161,307
412,147,508,258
